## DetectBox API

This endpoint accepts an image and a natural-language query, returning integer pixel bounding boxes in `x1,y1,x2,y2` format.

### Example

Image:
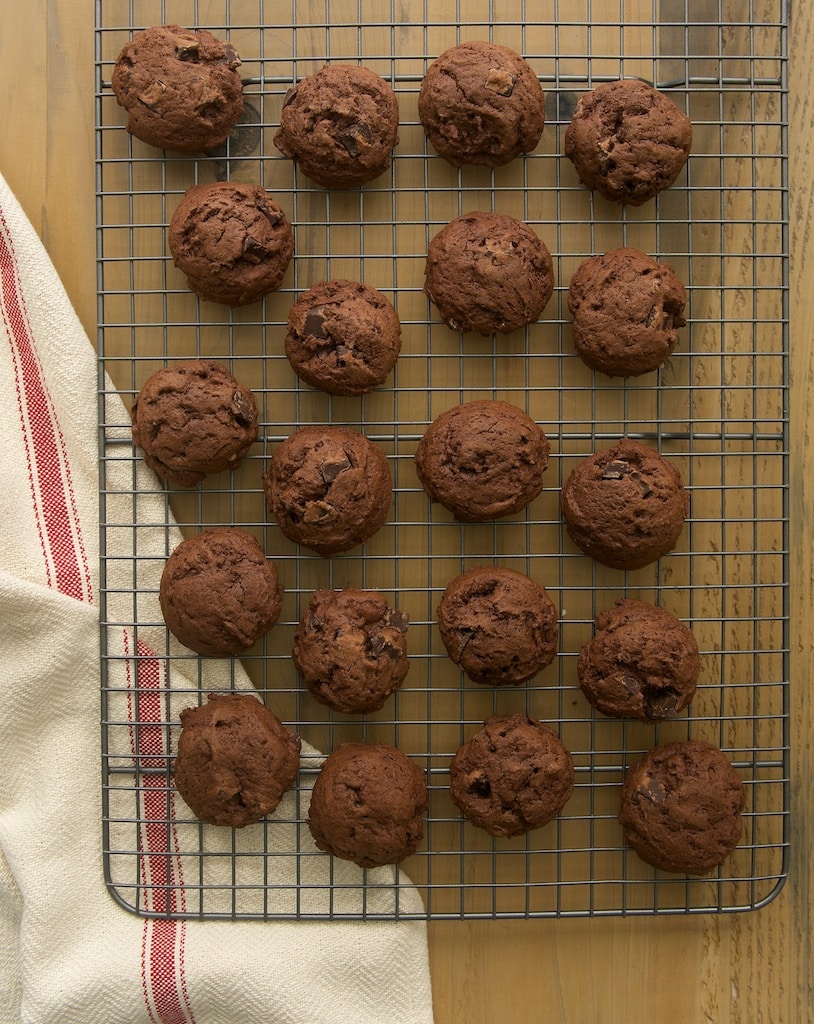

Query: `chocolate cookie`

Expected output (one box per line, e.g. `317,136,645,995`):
567,247,688,377
560,439,689,570
418,41,545,167
449,715,574,837
285,279,402,396
619,740,745,874
564,79,692,206
168,182,294,306
131,359,258,487
159,527,283,657
437,567,558,686
414,400,550,521
579,599,700,722
273,64,399,189
293,589,409,713
263,426,392,557
424,212,554,334
307,743,428,867
174,693,300,828
111,25,244,154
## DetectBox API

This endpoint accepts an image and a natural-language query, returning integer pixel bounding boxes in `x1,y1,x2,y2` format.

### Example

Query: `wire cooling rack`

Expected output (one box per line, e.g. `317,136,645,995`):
95,0,789,919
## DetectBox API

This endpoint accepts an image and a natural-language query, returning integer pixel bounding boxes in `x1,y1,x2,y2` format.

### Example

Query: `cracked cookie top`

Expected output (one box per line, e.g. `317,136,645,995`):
274,64,399,188
560,438,689,571
418,40,545,167
307,743,428,867
131,359,259,487
168,181,294,306
293,588,409,714
567,247,687,377
174,693,300,827
578,598,700,722
284,279,402,396
263,425,392,557
564,79,692,206
449,715,574,837
159,527,283,657
619,740,744,874
424,212,554,334
437,567,558,686
414,399,550,521
111,24,244,154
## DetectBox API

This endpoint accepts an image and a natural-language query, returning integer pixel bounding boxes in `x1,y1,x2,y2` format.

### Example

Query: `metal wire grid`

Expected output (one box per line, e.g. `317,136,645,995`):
96,0,789,920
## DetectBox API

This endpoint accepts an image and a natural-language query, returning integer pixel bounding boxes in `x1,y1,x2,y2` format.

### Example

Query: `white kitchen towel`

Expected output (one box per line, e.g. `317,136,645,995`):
0,170,434,1024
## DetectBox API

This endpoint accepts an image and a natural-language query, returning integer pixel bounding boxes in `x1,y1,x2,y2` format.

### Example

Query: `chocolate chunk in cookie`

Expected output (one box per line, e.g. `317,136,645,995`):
424,212,554,334
131,359,258,487
449,715,574,837
418,41,545,167
174,693,300,828
619,740,745,874
414,400,550,521
111,25,244,154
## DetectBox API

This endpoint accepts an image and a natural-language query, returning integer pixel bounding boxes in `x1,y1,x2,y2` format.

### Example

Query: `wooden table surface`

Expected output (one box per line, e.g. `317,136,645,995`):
2,3,810,1021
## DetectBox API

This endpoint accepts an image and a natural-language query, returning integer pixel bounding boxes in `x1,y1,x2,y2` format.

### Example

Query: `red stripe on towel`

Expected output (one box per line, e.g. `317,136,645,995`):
0,192,193,1023
124,634,196,1024
0,206,93,603
146,921,190,1024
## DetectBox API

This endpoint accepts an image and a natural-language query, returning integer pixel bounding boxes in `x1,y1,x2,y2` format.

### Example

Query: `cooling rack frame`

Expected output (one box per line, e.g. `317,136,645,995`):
96,0,790,920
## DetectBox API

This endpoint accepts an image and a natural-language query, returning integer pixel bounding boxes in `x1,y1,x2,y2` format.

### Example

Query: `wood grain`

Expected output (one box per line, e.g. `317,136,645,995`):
788,3,814,1021
1,0,96,337
0,2,807,1021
